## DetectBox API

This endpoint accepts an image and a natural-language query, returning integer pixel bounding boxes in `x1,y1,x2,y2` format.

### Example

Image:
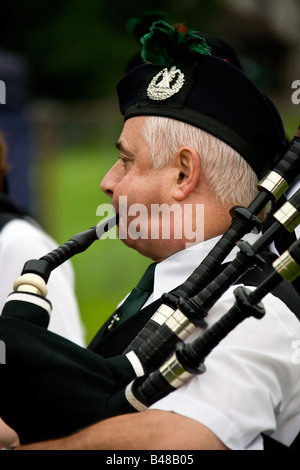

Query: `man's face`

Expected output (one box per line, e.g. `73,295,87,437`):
100,117,185,261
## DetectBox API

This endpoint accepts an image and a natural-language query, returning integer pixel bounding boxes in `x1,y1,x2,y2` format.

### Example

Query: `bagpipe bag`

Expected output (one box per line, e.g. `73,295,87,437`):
0,294,137,444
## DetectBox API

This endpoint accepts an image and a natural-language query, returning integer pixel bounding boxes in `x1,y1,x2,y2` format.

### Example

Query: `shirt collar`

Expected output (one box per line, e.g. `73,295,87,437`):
145,232,262,306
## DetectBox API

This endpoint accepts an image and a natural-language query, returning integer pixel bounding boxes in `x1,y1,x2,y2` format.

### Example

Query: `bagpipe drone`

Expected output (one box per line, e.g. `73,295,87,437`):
0,128,300,446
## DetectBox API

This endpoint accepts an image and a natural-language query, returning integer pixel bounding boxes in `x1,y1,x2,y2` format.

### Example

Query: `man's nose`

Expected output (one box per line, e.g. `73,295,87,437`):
100,162,121,197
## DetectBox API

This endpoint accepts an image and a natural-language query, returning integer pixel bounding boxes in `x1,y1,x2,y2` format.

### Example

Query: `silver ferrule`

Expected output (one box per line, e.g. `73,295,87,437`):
159,352,194,389
273,250,300,282
165,308,196,340
151,303,175,326
257,171,288,200
273,201,300,233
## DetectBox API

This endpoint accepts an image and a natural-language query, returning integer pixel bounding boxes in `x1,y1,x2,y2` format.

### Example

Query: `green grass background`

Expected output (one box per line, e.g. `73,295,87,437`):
41,112,299,345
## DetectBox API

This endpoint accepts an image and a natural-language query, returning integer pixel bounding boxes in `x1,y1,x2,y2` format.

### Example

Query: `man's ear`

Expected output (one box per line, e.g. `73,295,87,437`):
173,146,201,201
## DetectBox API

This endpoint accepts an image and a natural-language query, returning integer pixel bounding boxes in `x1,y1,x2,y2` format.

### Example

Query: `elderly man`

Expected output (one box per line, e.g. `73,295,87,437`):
3,21,300,450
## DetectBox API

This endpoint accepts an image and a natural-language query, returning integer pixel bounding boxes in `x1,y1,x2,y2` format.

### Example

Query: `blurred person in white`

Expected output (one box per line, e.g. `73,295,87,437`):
0,133,85,447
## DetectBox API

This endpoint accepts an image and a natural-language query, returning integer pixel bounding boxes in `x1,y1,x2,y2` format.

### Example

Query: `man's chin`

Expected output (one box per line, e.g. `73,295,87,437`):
120,235,185,263
117,234,157,261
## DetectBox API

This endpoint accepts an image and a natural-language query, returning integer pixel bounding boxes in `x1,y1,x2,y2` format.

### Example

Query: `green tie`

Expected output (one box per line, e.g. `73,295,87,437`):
114,263,157,327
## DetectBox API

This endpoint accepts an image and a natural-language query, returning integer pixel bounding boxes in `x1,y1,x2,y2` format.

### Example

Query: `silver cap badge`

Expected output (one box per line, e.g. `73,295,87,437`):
147,66,185,101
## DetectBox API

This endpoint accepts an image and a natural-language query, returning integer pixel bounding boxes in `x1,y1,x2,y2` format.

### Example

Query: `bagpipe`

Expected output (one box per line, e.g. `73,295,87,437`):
0,128,300,446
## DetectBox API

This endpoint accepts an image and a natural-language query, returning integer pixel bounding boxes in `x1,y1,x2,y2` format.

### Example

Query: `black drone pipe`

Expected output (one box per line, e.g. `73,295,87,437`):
166,128,300,300
126,237,300,411
124,187,300,370
124,129,300,356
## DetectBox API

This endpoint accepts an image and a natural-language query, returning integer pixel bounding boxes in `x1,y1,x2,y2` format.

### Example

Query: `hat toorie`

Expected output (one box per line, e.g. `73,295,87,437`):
117,21,286,179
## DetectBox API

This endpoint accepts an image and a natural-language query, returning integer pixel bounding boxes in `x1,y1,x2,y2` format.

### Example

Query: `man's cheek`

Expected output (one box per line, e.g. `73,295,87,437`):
127,208,150,240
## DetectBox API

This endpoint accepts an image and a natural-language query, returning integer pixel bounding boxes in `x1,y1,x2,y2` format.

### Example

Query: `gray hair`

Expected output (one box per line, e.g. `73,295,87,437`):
141,116,259,208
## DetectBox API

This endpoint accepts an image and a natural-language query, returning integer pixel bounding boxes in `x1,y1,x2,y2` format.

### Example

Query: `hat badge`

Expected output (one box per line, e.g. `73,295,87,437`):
147,66,185,101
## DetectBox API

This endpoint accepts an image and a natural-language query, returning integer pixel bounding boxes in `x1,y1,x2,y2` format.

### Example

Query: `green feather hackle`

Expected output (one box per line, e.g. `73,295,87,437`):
141,20,211,68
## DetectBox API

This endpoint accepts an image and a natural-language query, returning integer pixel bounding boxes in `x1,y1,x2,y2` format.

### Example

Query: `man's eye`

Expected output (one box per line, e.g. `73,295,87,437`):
119,156,130,168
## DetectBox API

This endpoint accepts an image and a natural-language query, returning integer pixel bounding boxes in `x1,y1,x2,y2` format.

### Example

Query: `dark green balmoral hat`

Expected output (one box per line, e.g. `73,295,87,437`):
117,21,286,178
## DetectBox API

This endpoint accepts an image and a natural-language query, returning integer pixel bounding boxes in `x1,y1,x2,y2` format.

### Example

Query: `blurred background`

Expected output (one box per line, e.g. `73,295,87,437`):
0,0,299,343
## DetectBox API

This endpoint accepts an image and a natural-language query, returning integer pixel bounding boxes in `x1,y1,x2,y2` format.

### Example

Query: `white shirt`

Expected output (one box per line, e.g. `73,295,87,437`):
287,179,300,239
145,234,300,450
0,218,85,346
